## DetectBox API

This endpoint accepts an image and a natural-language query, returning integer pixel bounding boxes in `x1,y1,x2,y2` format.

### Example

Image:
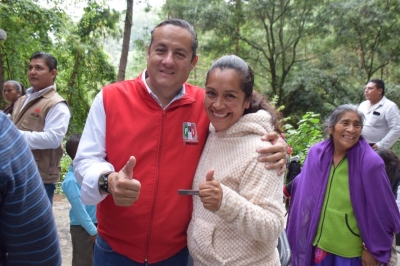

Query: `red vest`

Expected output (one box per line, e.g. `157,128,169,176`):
99,74,209,263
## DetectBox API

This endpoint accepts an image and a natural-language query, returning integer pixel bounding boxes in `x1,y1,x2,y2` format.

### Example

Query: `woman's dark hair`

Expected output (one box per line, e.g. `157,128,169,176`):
375,148,400,194
205,55,282,133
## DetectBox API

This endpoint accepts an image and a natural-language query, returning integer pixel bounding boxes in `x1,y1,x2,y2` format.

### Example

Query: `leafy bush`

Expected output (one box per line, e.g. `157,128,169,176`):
56,152,72,195
284,112,324,163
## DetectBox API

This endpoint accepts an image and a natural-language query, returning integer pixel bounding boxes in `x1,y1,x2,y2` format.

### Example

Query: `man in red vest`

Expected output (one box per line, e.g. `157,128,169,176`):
74,19,287,266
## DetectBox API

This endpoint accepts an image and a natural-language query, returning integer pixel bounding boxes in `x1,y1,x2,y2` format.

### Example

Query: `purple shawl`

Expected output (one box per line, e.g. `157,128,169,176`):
286,138,400,265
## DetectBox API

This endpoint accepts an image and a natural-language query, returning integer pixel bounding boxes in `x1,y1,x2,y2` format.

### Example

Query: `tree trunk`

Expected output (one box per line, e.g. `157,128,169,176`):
117,0,133,81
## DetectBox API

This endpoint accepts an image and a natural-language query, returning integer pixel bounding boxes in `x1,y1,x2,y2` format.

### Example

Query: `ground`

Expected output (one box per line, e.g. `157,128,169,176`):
53,194,72,266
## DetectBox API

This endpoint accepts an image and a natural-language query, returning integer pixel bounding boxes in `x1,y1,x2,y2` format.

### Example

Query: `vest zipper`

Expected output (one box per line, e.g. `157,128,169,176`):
144,110,166,260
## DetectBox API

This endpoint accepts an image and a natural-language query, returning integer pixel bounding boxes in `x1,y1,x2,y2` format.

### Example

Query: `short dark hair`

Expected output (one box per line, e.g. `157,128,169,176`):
66,134,81,160
368,79,385,96
149,19,198,61
30,52,57,71
205,55,282,133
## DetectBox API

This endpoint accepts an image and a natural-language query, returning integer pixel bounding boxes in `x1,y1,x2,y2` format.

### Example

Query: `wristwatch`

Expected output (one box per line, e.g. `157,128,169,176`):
99,171,114,194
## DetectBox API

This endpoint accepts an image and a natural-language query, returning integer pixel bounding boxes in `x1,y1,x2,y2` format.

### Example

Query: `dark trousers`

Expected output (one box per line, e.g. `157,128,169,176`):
44,183,55,205
70,225,95,266
94,234,189,266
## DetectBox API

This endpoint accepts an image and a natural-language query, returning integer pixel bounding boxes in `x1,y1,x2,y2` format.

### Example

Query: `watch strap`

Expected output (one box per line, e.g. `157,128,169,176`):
99,171,113,194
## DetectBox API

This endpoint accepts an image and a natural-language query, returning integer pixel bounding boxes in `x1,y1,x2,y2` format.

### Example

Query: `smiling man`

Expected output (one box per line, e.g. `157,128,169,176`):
11,52,71,204
358,79,400,149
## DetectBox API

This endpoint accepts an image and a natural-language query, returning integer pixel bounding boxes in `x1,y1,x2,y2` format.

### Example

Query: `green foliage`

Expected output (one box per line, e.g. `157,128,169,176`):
284,112,324,163
0,0,65,105
56,152,72,194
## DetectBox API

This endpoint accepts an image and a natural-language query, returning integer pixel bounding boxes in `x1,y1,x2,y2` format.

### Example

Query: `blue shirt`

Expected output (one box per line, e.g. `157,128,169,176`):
62,165,97,236
0,112,62,265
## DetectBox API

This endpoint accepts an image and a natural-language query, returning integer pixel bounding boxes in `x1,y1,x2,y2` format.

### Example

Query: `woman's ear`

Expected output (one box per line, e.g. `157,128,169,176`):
245,94,252,109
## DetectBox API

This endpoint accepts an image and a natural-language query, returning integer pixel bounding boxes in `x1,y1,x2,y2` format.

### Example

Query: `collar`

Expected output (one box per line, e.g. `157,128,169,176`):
26,84,55,97
141,70,185,109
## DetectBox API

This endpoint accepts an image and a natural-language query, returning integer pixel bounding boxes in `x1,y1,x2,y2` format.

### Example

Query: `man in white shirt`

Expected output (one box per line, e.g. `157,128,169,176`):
358,79,400,149
11,52,71,204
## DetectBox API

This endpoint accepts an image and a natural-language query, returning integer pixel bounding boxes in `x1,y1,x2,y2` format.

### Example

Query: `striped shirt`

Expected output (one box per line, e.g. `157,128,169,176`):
0,113,62,265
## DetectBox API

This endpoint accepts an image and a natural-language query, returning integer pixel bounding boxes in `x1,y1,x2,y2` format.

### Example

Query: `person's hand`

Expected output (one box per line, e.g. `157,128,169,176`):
199,170,223,212
107,156,141,207
90,234,97,244
371,144,378,150
361,249,378,266
257,132,287,175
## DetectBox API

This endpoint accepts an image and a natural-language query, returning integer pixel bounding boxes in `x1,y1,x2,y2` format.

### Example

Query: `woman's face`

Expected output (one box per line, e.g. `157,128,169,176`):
2,83,21,103
204,68,250,132
329,111,362,154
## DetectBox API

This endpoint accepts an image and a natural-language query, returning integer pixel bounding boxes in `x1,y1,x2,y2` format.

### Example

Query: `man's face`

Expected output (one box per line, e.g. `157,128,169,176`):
28,58,56,92
146,24,198,97
364,82,382,104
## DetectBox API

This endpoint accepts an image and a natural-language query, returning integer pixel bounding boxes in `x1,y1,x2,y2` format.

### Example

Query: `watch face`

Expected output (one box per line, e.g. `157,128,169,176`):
99,176,105,186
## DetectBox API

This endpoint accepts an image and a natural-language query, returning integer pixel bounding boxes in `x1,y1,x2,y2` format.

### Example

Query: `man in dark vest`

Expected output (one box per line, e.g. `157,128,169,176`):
12,52,71,205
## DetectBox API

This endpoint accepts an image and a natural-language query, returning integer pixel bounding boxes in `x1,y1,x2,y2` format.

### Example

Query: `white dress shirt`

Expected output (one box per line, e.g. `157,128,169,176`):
73,71,186,205
358,96,400,149
19,85,71,150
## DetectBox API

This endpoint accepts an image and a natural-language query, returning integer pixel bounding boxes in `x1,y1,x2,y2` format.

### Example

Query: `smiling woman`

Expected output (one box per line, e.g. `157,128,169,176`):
187,55,284,265
286,104,400,266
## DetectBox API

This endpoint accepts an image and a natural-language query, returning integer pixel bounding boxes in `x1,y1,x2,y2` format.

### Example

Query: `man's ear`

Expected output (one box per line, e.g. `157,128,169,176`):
190,55,198,70
50,69,57,79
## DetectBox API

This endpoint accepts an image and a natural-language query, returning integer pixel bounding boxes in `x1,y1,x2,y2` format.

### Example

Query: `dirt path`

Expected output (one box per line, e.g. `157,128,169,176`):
53,194,72,266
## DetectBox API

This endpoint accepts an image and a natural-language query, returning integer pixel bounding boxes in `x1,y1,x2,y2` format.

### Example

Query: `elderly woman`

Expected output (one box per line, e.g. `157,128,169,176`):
187,55,285,265
2,80,25,115
286,104,400,266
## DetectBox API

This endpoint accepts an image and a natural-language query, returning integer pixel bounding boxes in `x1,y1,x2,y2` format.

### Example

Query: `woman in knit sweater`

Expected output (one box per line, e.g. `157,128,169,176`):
286,104,400,266
187,55,285,265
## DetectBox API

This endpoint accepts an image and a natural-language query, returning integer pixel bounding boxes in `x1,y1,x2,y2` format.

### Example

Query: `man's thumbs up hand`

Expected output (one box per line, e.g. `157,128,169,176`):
108,156,141,207
199,169,223,212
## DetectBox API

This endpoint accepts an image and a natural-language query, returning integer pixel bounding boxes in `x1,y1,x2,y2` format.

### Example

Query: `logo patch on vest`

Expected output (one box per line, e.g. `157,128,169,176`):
31,108,41,120
183,122,198,145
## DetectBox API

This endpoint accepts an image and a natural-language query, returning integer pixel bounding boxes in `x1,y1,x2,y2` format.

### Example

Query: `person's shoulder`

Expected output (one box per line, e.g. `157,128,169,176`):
310,140,329,153
359,100,369,108
0,113,17,142
382,97,399,108
103,76,143,97
357,141,384,167
0,112,6,125
184,82,204,94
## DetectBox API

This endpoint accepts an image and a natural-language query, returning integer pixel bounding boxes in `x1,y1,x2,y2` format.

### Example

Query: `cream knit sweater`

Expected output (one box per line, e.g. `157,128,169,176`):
187,110,284,266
